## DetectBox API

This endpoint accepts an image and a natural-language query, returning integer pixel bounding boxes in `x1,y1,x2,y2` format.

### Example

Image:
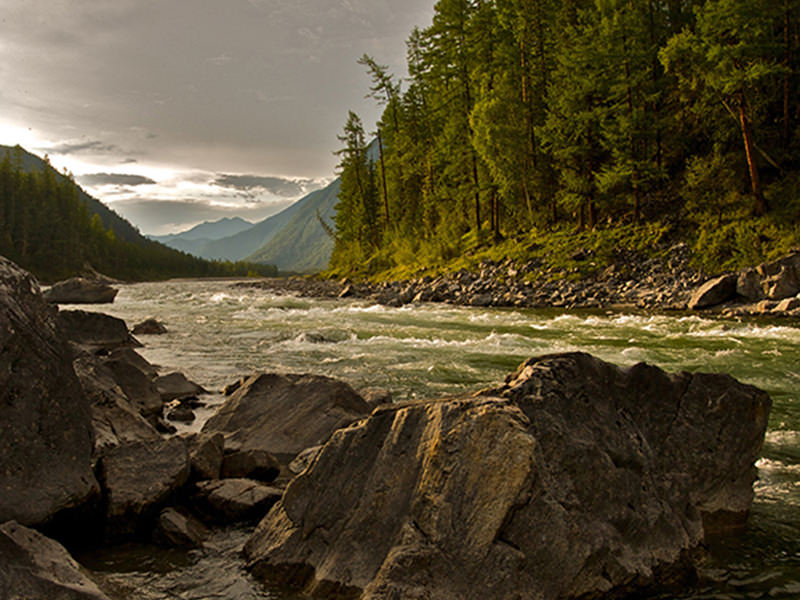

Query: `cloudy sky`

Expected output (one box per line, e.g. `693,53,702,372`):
0,0,434,234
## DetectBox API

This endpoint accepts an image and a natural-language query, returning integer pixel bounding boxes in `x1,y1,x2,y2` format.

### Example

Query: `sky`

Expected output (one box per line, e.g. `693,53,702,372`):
0,0,434,235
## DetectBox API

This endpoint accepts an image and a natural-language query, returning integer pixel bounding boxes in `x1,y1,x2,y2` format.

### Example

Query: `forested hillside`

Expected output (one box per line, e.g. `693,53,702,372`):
0,146,277,282
331,0,800,278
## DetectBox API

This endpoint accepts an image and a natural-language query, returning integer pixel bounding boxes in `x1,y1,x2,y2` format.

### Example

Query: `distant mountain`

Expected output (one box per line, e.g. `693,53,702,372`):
246,178,339,273
162,177,340,272
0,144,149,245
153,217,253,243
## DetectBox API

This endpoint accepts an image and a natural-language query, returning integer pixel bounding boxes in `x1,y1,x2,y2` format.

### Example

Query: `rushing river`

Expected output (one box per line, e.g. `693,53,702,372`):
74,279,800,599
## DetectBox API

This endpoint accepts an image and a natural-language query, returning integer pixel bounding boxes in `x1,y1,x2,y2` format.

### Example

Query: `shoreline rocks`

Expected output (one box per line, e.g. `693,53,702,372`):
243,353,770,600
43,277,119,304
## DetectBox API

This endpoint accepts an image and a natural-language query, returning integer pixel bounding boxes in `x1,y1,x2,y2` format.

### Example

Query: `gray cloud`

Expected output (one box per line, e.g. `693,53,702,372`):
110,197,295,236
47,140,120,155
78,173,156,186
214,174,322,197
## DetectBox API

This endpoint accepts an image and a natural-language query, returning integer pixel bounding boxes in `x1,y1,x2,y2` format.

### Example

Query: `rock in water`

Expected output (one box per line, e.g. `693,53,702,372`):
203,373,370,464
0,521,111,600
244,353,770,600
99,437,190,539
0,257,98,526
43,277,118,304
687,274,738,310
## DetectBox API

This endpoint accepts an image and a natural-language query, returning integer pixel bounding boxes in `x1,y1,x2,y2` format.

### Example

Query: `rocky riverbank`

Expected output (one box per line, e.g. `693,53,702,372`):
0,255,774,600
237,246,800,319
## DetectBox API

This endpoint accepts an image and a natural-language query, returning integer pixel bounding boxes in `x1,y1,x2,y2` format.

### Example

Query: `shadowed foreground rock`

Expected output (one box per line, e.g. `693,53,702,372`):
244,353,770,600
203,373,370,464
0,521,110,600
0,257,98,527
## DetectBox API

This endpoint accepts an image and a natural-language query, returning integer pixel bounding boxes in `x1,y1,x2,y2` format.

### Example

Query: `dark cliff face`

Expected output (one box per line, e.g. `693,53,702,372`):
244,352,770,600
0,256,99,527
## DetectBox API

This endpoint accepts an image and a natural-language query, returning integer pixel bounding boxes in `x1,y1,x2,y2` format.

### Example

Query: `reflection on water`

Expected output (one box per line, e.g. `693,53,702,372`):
71,279,800,600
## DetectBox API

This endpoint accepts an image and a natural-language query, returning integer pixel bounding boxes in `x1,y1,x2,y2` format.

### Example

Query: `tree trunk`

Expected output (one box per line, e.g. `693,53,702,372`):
738,94,768,216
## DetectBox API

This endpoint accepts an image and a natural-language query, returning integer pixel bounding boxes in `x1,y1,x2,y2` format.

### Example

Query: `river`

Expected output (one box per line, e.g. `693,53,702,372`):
74,279,800,599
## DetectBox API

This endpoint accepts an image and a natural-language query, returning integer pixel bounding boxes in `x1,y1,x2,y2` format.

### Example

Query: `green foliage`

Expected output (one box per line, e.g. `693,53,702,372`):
0,147,278,282
329,0,800,280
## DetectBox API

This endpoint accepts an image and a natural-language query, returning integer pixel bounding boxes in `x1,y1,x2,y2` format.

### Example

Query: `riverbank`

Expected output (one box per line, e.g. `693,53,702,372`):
238,245,800,319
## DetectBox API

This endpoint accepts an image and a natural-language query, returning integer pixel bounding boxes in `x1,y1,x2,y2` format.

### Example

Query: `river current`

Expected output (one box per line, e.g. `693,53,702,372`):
75,279,800,599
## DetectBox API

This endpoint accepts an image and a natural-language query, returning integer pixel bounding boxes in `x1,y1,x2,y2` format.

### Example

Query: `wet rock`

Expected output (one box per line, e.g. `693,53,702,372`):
221,448,281,482
194,479,283,523
203,373,370,465
0,257,98,527
58,310,140,352
132,317,168,335
99,437,190,539
244,353,770,600
153,507,208,548
0,521,111,600
688,274,738,310
187,433,225,481
156,372,208,402
43,277,118,304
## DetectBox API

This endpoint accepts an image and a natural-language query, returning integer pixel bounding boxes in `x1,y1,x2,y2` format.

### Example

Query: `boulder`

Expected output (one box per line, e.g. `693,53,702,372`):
132,318,168,335
152,507,208,548
43,277,118,304
0,521,111,600
167,405,196,423
359,387,393,409
156,372,208,402
194,479,283,523
73,355,161,455
103,357,163,418
687,274,738,310
107,347,159,379
736,268,764,302
221,448,281,482
0,257,98,527
99,437,190,538
187,433,225,481
58,310,139,352
764,265,800,300
203,373,370,464
244,353,770,600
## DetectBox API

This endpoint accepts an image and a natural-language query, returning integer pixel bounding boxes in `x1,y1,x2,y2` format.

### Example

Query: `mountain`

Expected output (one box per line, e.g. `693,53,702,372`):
154,217,253,242
246,178,339,272
0,144,277,281
0,144,148,245
160,177,340,273
151,217,254,257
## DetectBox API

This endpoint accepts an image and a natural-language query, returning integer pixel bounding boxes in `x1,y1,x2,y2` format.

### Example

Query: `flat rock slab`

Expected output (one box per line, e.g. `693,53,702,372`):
194,479,283,523
43,277,118,304
58,310,139,352
0,520,111,600
0,257,98,526
99,437,190,538
203,373,370,464
244,352,770,600
156,372,208,402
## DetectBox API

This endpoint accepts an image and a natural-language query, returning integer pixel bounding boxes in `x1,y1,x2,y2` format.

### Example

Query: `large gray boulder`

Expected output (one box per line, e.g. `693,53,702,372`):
203,373,370,464
0,257,98,527
0,521,111,600
43,277,118,304
58,310,139,352
687,274,738,310
99,437,190,538
244,353,770,600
